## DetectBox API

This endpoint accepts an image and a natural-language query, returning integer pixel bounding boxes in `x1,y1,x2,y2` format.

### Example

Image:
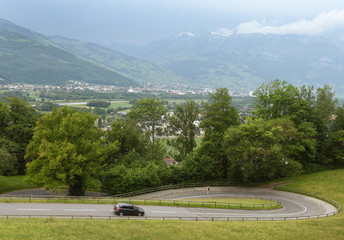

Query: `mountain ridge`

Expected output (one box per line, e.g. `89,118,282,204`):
0,18,137,87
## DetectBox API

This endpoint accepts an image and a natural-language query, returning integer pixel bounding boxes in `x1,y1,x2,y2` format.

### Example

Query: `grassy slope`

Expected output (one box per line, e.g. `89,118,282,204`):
0,30,135,87
0,169,344,239
0,175,36,194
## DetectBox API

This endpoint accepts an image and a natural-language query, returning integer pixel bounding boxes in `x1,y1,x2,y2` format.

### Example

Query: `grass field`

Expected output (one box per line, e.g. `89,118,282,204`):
0,169,344,239
0,175,36,194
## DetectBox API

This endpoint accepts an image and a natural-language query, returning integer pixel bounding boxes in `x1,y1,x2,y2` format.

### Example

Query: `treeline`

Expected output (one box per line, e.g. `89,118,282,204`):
1,80,344,196
37,89,208,101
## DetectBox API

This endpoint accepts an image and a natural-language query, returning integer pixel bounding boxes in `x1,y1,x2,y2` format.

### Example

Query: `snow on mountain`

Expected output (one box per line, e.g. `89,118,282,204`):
176,31,195,38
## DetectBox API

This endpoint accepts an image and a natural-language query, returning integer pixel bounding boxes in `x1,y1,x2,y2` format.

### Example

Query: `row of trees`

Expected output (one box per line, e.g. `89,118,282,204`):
2,80,344,195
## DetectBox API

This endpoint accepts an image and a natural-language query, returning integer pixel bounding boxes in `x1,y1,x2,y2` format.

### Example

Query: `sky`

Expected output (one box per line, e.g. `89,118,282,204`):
1,0,344,45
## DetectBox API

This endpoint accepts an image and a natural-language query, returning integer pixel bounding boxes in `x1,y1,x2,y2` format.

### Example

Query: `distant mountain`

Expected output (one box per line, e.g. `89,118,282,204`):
117,31,344,96
48,36,189,88
0,18,136,87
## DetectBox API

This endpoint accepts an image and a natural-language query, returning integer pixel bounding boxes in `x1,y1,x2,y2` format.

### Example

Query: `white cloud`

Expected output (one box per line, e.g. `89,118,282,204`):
236,9,344,35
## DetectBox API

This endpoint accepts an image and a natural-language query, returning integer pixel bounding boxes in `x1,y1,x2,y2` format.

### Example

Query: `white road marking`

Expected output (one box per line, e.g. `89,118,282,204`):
63,209,96,212
17,209,51,211
151,211,177,214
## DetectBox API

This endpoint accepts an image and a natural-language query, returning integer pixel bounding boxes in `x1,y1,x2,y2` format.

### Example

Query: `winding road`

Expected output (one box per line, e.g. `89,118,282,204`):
0,187,337,220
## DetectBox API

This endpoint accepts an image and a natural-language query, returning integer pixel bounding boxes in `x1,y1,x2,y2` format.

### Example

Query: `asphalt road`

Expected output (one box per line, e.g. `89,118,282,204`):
0,187,337,219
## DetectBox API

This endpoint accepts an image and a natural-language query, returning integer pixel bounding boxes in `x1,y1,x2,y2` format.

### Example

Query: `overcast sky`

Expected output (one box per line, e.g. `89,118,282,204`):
1,0,344,45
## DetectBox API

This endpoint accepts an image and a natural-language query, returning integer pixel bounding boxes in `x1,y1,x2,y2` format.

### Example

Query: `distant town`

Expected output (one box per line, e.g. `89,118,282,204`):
0,81,255,97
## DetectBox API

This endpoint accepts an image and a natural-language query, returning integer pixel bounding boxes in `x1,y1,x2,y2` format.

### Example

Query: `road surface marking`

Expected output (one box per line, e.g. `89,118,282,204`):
64,209,96,212
151,211,177,214
17,209,51,211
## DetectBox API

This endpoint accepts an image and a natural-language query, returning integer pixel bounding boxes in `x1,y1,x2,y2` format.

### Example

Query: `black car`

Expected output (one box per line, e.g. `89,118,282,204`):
114,203,145,216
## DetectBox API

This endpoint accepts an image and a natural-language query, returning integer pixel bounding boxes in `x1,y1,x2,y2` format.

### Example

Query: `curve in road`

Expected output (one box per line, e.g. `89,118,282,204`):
0,187,338,220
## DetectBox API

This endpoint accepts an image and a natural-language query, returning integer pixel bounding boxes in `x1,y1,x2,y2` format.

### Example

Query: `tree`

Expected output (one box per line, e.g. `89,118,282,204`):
333,105,344,131
25,107,106,196
87,100,111,108
253,80,314,124
201,88,239,139
0,97,40,174
199,88,239,179
105,118,147,164
128,98,167,157
0,137,20,175
315,84,338,125
169,100,199,160
253,80,318,166
223,118,302,182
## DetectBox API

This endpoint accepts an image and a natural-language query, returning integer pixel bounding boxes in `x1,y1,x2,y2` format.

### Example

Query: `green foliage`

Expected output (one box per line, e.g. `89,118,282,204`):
201,88,239,138
315,84,338,125
0,91,34,102
0,138,19,175
128,98,167,156
0,97,40,174
169,100,200,160
253,80,314,124
34,102,60,111
101,161,168,195
333,105,344,131
182,143,217,181
87,100,111,108
252,80,339,167
224,118,303,182
199,88,240,179
25,107,108,195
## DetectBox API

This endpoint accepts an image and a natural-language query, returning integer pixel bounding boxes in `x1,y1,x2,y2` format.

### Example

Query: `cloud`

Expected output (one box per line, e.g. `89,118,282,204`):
236,9,344,35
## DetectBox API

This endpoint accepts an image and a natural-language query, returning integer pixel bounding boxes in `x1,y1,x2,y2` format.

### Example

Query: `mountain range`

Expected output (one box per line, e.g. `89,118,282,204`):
1,17,344,96
0,18,186,88
113,31,344,95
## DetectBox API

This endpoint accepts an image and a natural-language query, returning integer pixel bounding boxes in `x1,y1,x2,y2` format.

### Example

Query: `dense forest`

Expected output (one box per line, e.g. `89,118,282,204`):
1,80,344,196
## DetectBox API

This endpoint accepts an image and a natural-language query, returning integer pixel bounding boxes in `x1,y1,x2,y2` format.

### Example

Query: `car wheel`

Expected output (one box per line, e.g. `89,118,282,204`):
138,213,142,217
119,212,124,216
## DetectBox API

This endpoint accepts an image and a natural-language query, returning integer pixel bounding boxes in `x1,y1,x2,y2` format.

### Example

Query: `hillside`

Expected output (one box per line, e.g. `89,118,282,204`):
0,18,136,87
118,32,344,95
49,36,189,88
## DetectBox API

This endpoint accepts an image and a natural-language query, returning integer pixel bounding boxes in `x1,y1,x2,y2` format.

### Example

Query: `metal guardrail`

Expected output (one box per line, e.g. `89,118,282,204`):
112,182,241,198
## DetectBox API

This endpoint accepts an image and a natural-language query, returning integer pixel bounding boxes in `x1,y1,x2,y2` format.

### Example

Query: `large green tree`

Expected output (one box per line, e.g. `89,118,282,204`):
128,98,167,158
199,88,240,179
25,107,106,196
223,118,302,182
253,80,318,166
169,100,200,160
